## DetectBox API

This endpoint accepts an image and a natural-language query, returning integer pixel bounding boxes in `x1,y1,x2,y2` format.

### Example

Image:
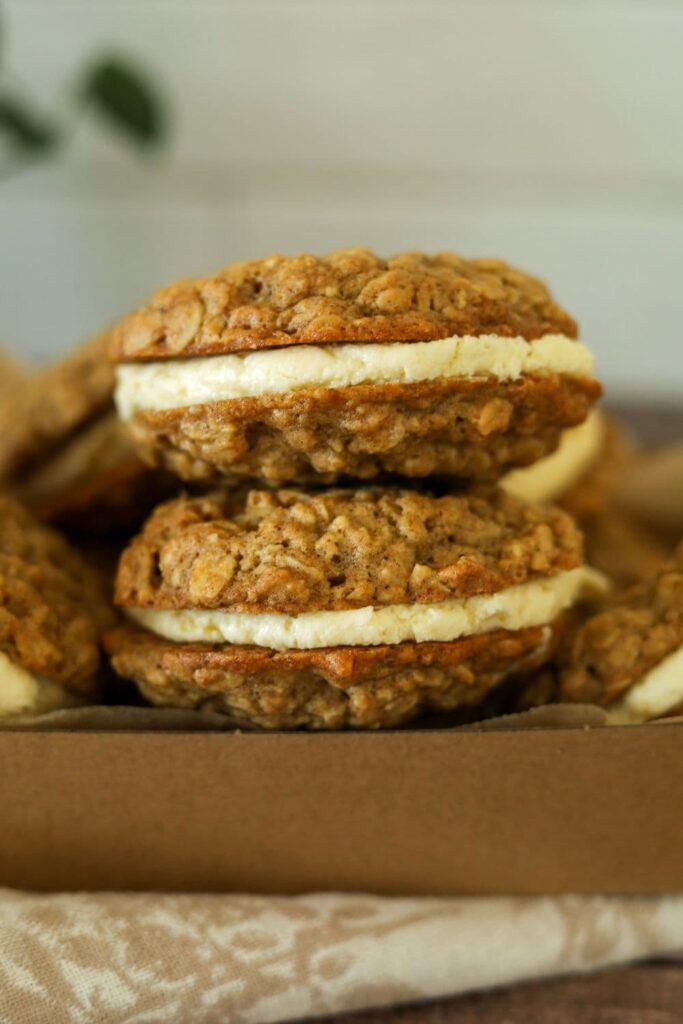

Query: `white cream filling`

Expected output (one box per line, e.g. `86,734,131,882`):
115,332,593,419
606,645,683,725
0,652,81,717
502,411,605,504
128,566,607,652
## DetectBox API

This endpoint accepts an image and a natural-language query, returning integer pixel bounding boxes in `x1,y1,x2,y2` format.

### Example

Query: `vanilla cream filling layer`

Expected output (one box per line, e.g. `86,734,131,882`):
128,566,606,652
606,645,683,725
0,652,81,717
502,411,604,504
115,333,593,419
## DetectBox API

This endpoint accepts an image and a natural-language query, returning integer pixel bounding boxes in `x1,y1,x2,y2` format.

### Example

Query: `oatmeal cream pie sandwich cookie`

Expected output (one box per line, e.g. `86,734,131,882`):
111,248,602,485
0,333,172,534
501,412,670,587
105,487,606,729
0,497,113,717
501,411,630,521
558,542,683,725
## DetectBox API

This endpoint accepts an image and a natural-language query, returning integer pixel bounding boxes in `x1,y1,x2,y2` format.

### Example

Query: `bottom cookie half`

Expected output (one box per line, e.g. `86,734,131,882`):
105,620,560,730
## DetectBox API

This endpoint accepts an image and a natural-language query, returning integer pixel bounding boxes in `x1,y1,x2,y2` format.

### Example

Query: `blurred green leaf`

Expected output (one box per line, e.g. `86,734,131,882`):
0,94,59,152
79,57,166,146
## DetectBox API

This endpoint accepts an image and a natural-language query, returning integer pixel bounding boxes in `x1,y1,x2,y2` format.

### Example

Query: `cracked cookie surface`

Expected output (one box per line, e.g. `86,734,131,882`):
115,485,582,615
110,248,578,361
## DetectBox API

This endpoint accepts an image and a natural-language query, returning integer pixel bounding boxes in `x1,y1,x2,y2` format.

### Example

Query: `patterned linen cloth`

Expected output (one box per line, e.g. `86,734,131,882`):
2,890,683,1024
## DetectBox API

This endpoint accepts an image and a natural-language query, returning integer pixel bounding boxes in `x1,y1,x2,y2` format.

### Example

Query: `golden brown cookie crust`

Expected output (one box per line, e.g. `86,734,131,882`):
0,497,114,692
128,373,601,485
105,620,556,729
559,542,683,706
0,333,114,482
109,249,578,362
115,485,582,615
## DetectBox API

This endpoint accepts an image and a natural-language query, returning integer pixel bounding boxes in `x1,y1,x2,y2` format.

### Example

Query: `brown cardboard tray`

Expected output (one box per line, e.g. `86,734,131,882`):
2,722,682,894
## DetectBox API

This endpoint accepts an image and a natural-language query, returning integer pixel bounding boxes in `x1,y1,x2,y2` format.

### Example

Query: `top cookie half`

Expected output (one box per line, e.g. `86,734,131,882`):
112,248,602,485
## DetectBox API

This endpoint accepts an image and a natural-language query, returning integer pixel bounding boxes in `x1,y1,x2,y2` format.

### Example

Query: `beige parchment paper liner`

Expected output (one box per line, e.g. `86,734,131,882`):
0,701,610,732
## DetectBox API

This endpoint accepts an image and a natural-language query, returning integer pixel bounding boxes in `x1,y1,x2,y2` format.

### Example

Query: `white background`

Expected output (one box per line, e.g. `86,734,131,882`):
1,0,682,401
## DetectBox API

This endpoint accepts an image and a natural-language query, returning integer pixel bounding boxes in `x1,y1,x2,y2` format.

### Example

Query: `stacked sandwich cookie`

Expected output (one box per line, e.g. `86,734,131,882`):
106,248,606,729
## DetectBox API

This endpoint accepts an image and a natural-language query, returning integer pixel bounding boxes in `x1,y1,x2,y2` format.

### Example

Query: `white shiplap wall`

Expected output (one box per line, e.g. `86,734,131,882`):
1,0,682,400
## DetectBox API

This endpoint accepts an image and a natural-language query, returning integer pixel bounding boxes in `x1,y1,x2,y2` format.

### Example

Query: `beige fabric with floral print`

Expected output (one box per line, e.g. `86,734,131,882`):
2,889,683,1023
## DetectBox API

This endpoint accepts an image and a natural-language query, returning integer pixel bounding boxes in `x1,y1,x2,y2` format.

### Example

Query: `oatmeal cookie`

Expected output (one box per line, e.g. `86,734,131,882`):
0,496,114,716
583,509,670,589
558,542,683,722
502,412,632,521
107,485,603,729
112,248,601,485
105,621,560,730
0,333,114,480
0,336,172,533
126,373,600,486
18,413,175,535
110,249,578,360
559,415,633,522
115,486,583,615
